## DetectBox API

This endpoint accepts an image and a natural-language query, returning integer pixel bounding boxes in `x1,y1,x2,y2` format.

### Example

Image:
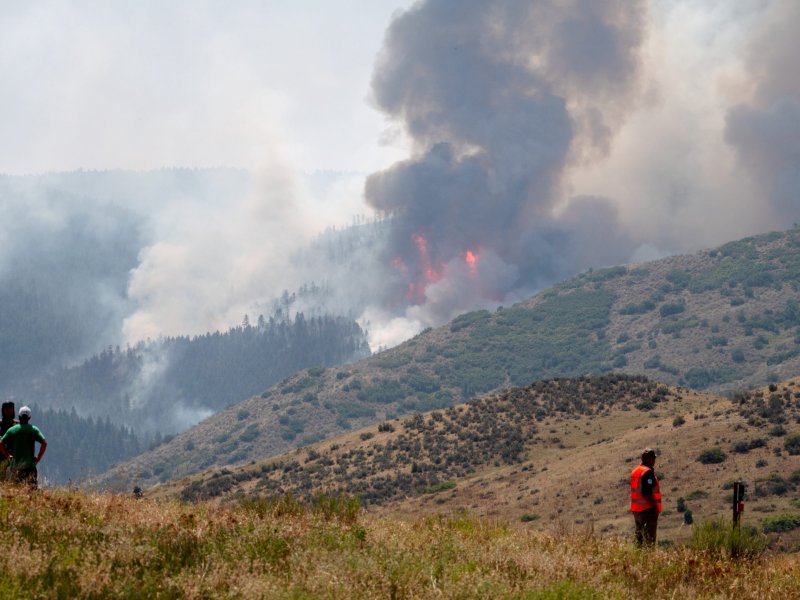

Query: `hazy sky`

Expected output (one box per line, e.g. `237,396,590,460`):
2,0,799,351
0,0,413,175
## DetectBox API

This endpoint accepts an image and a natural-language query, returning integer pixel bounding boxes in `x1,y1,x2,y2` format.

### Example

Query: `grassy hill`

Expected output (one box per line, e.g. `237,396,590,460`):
158,375,800,550
98,227,800,489
3,484,800,598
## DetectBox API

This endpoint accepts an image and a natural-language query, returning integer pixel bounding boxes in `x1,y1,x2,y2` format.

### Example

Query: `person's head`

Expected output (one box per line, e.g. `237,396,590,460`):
1,402,14,421
641,448,656,467
18,406,31,424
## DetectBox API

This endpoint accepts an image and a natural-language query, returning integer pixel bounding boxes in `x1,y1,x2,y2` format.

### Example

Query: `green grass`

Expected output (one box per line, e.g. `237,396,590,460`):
690,517,768,559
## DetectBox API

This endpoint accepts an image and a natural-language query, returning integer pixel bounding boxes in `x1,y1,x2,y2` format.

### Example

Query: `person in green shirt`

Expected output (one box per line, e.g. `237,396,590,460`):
0,406,47,488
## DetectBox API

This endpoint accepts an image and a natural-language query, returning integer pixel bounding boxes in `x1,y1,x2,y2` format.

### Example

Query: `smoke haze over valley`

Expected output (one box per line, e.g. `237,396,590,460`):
1,1,800,410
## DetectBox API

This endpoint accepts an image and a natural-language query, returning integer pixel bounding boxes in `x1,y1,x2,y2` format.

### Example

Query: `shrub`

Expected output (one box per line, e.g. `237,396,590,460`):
676,497,686,513
672,415,686,427
666,269,691,289
660,302,686,317
619,300,656,315
761,514,800,533
239,423,260,442
422,481,456,494
769,425,786,437
644,355,662,369
520,513,540,523
636,399,656,411
732,438,766,453
697,447,727,464
784,434,800,455
754,473,793,497
683,509,694,525
691,517,767,559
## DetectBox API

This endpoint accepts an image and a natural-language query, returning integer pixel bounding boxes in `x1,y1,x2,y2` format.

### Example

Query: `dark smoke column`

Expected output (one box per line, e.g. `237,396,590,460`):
365,0,646,322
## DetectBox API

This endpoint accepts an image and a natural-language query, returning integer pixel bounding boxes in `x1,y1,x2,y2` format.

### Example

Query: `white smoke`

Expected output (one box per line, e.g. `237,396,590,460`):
3,0,800,358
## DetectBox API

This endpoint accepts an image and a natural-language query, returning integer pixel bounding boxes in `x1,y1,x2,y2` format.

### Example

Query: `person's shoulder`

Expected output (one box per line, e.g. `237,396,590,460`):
2,423,20,438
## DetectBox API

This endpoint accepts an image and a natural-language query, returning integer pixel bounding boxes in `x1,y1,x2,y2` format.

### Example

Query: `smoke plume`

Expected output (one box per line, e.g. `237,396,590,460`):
364,0,647,329
724,2,800,224
4,0,800,361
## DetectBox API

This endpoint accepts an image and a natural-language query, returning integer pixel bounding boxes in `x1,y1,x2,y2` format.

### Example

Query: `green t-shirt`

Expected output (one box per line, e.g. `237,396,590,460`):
1,424,45,469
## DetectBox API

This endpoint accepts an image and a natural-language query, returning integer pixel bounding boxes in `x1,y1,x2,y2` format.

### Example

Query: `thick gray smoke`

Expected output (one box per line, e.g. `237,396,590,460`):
365,0,646,325
725,2,800,224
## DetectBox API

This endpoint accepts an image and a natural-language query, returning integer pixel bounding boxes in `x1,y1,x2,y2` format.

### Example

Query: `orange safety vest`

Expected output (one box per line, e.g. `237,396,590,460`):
630,464,662,513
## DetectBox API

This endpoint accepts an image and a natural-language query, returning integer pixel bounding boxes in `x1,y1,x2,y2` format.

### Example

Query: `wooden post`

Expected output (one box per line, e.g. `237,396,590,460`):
731,481,746,559
732,481,745,526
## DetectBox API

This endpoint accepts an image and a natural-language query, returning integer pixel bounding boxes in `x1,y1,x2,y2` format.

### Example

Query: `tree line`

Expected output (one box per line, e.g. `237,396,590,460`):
16,312,370,437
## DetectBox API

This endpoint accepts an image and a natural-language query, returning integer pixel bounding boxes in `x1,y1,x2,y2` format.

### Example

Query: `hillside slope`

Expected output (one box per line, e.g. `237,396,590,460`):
98,227,800,488
164,375,800,548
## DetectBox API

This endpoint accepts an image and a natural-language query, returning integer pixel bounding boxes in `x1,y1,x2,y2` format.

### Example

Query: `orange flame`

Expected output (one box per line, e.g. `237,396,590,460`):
388,232,447,303
464,249,478,275
412,232,443,284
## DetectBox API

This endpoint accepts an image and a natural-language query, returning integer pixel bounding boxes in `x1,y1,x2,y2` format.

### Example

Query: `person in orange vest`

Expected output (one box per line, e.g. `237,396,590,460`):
630,448,662,546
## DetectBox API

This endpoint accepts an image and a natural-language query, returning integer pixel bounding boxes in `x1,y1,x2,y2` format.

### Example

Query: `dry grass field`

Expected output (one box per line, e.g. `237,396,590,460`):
1,483,799,599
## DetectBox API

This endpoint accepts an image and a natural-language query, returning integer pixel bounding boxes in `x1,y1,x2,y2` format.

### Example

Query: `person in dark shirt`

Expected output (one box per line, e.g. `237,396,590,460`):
0,402,16,437
0,402,17,480
0,406,47,488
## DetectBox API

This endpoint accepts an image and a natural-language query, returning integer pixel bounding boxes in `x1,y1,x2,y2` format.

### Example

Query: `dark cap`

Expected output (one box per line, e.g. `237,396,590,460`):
641,448,656,459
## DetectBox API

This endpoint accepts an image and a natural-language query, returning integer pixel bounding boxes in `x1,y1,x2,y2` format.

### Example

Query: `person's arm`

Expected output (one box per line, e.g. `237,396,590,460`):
640,468,657,504
34,440,46,464
0,442,9,461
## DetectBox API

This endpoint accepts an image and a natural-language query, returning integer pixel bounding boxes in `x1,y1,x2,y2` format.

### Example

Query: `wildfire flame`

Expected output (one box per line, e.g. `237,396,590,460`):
464,249,478,275
390,234,482,304
412,233,442,284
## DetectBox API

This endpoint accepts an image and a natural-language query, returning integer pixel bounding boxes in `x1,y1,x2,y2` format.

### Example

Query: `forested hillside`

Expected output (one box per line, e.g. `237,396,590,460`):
19,312,370,435
0,169,375,400
23,407,142,485
98,227,800,489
